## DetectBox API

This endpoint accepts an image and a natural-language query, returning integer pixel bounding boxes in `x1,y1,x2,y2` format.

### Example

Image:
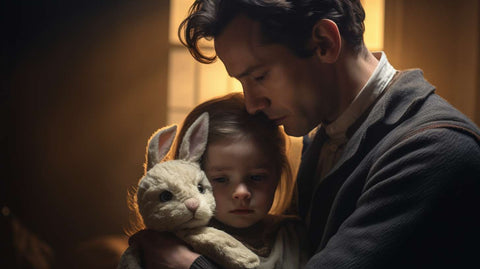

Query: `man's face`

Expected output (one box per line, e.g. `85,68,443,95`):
215,15,336,136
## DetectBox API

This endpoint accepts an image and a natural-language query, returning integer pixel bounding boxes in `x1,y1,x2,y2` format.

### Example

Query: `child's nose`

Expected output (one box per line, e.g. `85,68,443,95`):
232,184,251,200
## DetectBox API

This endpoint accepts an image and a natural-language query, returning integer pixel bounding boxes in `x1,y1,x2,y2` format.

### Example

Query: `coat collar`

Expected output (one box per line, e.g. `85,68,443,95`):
296,69,436,217
335,69,435,176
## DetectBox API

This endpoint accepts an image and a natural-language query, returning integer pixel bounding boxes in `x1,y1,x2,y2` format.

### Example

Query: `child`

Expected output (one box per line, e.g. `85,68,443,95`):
129,92,308,269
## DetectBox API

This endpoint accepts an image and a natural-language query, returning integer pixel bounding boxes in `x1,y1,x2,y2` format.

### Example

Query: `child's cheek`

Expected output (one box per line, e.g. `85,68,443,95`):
212,189,227,210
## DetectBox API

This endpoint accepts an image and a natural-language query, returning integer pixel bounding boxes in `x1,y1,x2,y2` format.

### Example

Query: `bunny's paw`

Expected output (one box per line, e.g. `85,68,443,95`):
218,243,259,269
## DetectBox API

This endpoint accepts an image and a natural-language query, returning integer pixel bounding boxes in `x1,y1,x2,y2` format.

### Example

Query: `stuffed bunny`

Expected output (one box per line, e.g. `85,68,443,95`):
118,113,260,269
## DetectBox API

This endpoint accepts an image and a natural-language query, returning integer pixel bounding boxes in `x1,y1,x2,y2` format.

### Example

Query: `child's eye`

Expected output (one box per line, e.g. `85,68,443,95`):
250,175,266,182
212,177,227,183
197,184,205,194
159,191,173,202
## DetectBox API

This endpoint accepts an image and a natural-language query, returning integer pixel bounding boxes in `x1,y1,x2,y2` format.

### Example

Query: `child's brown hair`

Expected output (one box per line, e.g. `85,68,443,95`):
171,92,295,215
127,92,296,235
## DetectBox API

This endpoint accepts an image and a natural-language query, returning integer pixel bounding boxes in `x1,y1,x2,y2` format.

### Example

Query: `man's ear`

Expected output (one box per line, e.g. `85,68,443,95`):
311,19,341,63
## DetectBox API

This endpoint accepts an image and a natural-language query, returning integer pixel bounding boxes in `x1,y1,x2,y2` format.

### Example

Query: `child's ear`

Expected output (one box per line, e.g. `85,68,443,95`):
146,125,177,171
311,19,341,63
179,112,209,162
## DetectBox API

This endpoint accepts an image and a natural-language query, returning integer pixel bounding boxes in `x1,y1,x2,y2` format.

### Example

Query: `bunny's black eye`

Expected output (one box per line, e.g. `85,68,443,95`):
159,191,173,202
197,184,205,194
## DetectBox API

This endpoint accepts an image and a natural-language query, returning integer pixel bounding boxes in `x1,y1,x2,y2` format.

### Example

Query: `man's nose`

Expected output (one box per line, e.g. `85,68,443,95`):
232,183,251,200
243,86,270,115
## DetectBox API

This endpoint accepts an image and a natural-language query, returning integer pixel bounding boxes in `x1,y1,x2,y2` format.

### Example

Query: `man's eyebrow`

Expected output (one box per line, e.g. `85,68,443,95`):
233,64,263,79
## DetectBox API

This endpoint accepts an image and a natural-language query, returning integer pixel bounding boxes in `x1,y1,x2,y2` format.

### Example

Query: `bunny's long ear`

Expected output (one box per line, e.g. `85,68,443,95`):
179,112,209,163
146,125,177,171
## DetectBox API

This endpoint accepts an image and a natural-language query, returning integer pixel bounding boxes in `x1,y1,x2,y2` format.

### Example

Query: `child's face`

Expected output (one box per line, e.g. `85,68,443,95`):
203,138,279,228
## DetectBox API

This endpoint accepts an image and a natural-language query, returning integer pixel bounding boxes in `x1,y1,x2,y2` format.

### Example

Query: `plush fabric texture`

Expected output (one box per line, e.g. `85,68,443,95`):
191,215,310,269
118,113,259,269
138,160,215,231
297,69,480,268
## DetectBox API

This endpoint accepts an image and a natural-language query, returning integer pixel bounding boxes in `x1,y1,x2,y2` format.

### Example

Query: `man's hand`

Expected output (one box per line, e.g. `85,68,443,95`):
129,229,200,269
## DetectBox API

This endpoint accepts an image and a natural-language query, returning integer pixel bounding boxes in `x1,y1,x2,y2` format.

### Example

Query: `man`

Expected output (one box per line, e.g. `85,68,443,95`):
133,0,480,268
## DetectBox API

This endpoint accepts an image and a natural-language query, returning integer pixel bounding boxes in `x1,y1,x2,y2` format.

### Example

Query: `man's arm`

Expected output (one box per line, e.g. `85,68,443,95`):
190,256,222,269
306,128,480,268
129,230,200,269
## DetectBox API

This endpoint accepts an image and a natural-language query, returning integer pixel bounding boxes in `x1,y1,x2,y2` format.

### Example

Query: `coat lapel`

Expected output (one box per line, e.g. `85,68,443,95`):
310,70,435,196
296,70,438,249
296,127,327,219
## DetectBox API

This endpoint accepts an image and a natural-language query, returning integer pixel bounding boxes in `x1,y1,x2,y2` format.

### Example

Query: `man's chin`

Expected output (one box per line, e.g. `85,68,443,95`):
283,125,309,137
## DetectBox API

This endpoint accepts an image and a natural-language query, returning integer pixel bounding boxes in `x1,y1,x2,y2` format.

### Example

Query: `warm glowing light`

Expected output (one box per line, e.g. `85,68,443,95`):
169,0,190,44
362,0,385,51
172,0,385,50
168,0,384,124
168,49,196,108
198,56,230,103
168,1,243,125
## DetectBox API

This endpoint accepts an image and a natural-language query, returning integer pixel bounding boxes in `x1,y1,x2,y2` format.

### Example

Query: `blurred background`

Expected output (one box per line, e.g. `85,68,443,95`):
2,0,479,268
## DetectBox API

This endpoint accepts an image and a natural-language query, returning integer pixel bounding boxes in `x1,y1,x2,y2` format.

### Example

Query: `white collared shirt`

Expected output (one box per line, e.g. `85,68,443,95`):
316,51,397,180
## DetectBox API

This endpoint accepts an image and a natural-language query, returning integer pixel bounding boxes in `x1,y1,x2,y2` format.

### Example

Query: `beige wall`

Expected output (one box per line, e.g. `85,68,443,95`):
6,1,170,265
384,0,480,125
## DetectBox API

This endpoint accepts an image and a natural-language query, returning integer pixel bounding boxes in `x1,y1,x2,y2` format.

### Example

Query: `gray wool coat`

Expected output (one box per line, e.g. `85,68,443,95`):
298,69,480,268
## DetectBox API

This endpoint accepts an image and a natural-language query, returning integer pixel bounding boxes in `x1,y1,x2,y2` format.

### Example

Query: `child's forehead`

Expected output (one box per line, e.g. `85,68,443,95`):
205,139,275,167
209,134,268,147
208,136,266,152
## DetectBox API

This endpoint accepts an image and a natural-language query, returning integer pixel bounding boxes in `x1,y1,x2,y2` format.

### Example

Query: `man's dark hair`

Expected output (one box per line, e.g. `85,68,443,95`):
178,0,366,63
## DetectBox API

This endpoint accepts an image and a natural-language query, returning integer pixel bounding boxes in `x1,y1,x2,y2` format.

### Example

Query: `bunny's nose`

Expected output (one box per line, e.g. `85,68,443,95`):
184,198,199,212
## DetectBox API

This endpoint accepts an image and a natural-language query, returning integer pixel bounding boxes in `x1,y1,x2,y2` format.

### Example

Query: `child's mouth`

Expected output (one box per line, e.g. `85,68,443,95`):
230,209,254,215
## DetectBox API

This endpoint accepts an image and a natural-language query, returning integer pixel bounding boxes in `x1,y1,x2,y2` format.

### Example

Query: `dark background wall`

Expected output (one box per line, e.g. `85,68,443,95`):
2,1,170,267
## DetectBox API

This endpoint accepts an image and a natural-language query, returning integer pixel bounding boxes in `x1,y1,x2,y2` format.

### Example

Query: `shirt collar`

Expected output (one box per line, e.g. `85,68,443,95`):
324,51,397,141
